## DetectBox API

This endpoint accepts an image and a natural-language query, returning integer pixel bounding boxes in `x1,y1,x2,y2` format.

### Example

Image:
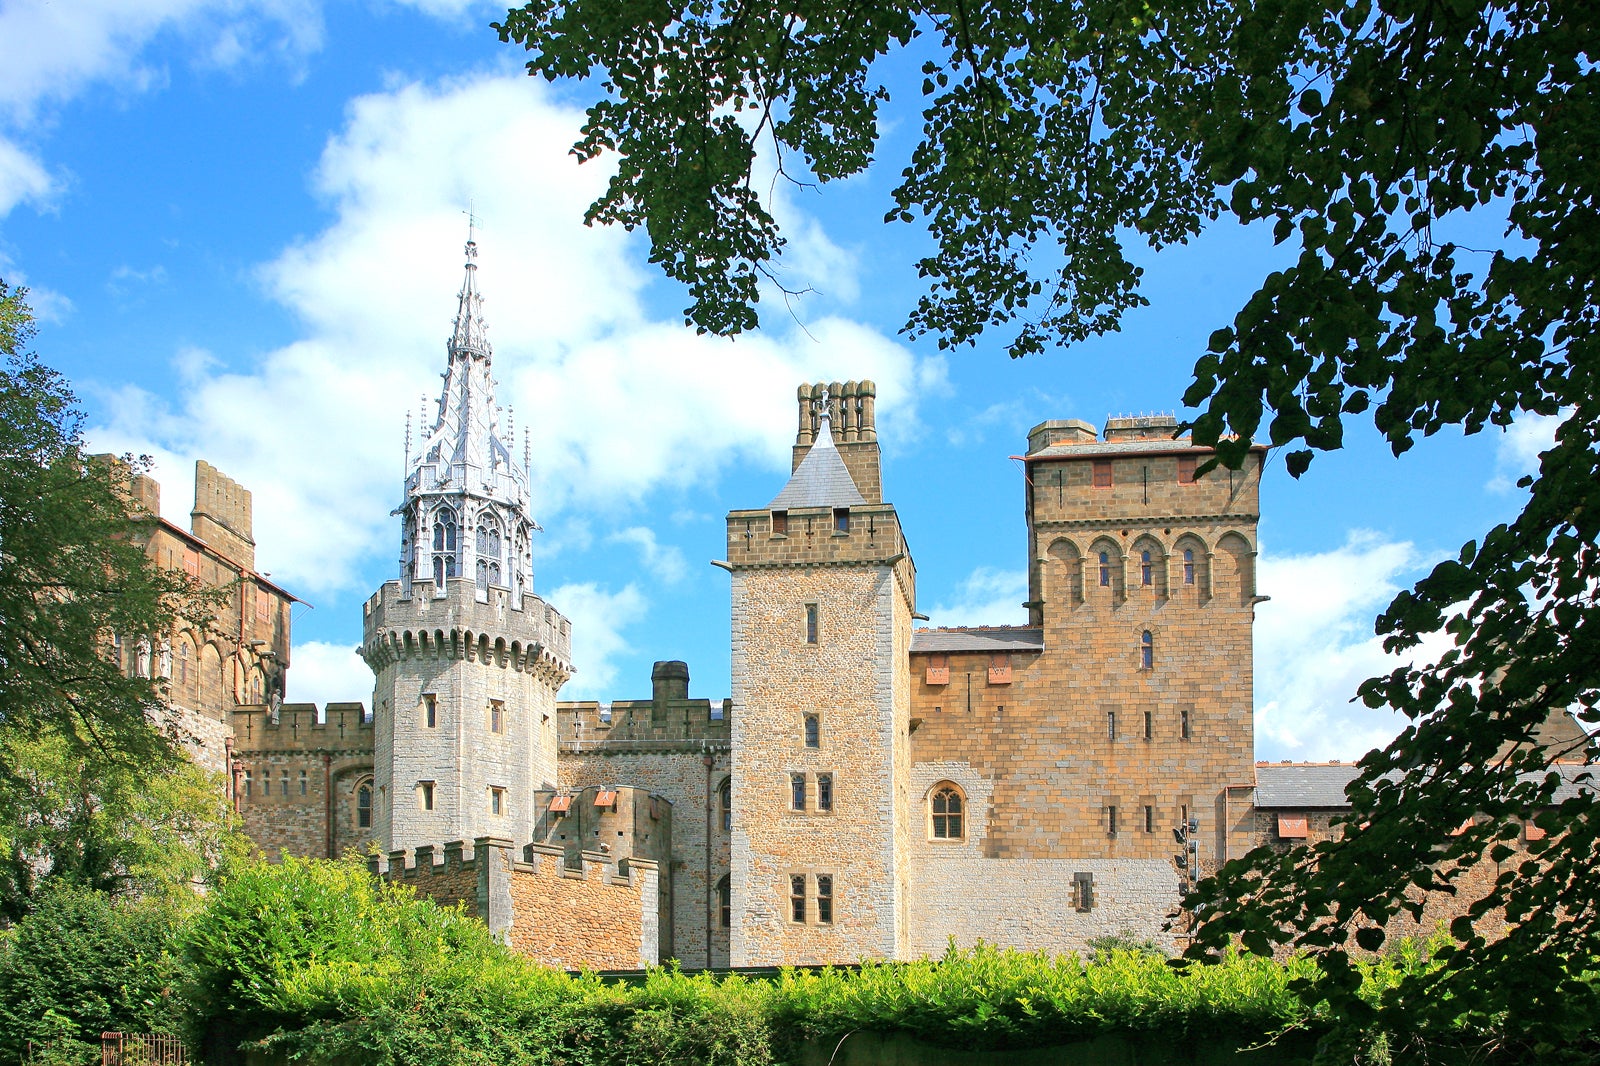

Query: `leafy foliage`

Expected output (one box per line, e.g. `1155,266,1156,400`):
0,731,248,923
0,281,235,921
0,885,187,1065
492,0,1600,1047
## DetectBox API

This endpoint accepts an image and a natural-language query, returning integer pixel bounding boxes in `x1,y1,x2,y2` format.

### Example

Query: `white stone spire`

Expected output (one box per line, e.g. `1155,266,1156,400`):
397,232,538,606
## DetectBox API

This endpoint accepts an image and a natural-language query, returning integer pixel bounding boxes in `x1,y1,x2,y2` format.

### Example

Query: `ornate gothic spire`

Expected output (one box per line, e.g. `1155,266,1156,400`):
398,231,539,605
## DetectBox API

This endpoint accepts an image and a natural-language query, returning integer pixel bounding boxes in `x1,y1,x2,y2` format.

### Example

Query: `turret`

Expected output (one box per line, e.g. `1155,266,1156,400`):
362,230,573,854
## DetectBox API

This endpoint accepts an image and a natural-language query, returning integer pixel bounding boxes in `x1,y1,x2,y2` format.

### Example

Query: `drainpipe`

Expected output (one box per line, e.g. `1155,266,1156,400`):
324,753,335,858
703,752,714,967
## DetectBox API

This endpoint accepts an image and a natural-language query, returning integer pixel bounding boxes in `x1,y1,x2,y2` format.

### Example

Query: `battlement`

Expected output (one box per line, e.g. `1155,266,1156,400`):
372,836,662,969
726,502,911,572
191,460,256,570
232,701,373,752
361,577,573,682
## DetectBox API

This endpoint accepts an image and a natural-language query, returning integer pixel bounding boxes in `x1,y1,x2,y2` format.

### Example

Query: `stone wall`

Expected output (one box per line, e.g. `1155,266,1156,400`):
232,702,374,858
556,692,731,967
362,577,572,853
374,837,660,970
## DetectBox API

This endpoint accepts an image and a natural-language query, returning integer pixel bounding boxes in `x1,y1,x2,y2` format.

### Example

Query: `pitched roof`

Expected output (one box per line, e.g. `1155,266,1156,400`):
911,627,1045,653
768,417,867,510
1253,761,1597,809
1253,763,1361,808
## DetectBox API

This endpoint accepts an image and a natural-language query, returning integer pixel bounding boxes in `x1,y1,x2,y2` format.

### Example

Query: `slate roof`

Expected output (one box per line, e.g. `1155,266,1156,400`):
1254,761,1597,809
910,627,1045,653
768,421,867,510
1253,763,1361,808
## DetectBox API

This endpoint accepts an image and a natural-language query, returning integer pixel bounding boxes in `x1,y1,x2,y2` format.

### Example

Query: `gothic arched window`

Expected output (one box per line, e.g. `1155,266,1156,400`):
357,783,372,828
1140,550,1153,586
804,714,820,748
931,784,965,840
432,507,458,585
1140,630,1154,670
719,777,732,831
1183,548,1196,584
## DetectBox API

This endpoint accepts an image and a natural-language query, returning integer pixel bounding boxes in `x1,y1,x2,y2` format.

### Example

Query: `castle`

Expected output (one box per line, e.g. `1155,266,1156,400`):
135,237,1581,970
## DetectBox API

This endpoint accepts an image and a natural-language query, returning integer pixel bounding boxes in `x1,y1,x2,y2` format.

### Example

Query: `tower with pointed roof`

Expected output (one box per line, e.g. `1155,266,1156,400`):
725,381,917,965
361,233,574,855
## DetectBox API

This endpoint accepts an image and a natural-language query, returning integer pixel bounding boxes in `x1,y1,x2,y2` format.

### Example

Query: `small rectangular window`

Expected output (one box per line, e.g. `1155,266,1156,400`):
1092,460,1112,488
790,875,806,922
263,773,271,797
280,770,289,794
1143,710,1153,740
419,781,435,811
816,874,834,923
1107,711,1116,740
1145,805,1154,832
299,770,307,796
791,773,807,811
1178,455,1198,484
243,770,253,798
423,693,437,728
1073,871,1095,911
805,603,819,644
771,510,788,535
490,699,505,733
719,878,731,927
490,787,505,816
833,507,850,533
1107,804,1119,837
817,773,834,812
1181,707,1192,739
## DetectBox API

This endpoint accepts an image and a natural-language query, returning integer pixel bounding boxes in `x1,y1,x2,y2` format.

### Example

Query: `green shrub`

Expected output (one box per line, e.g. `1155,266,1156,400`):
0,885,185,1064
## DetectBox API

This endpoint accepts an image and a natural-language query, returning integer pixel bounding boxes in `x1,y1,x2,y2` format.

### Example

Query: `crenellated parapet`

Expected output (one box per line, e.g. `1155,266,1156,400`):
232,702,373,753
372,837,662,969
360,577,573,684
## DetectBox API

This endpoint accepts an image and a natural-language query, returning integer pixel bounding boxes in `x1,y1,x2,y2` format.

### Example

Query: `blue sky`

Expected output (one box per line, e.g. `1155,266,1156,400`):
0,0,1553,759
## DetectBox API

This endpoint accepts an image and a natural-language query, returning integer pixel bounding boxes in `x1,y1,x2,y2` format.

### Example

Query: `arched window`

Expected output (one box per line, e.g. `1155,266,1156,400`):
719,777,731,831
477,519,504,591
931,784,964,840
1183,548,1195,584
357,783,372,828
1098,551,1111,587
717,874,731,927
1140,550,1152,586
1140,630,1154,670
804,714,820,748
433,508,458,585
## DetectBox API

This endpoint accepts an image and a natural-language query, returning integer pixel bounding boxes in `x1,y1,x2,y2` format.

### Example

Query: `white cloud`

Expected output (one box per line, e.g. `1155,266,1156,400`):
921,567,1029,629
284,640,371,706
607,527,688,586
91,72,935,599
1487,409,1567,493
0,135,55,215
547,581,647,699
1254,531,1452,760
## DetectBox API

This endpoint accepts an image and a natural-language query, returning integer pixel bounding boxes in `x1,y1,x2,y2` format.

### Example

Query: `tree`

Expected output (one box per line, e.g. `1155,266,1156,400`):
493,0,1598,1048
0,280,237,918
0,884,187,1065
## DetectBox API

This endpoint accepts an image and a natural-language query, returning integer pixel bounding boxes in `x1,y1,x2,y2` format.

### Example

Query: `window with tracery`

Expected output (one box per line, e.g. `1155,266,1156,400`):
477,519,503,590
357,783,372,828
931,785,964,840
432,508,458,585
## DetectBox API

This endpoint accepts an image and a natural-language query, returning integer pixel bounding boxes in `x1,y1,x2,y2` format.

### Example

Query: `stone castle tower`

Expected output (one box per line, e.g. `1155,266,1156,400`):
360,234,573,853
726,382,917,965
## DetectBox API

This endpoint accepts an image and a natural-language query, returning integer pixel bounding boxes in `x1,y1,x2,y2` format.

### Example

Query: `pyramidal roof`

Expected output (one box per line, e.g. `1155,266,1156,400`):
769,409,867,509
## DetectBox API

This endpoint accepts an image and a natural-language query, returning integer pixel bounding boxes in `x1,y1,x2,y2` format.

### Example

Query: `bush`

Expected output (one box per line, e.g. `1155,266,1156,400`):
0,885,185,1064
